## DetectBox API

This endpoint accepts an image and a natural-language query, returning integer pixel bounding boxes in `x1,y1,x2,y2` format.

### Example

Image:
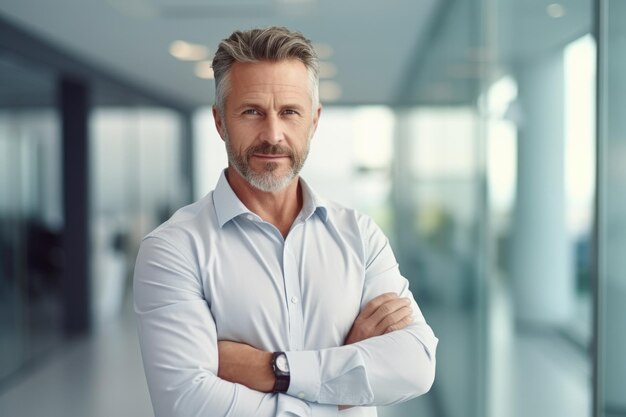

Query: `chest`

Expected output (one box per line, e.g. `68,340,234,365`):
202,217,365,350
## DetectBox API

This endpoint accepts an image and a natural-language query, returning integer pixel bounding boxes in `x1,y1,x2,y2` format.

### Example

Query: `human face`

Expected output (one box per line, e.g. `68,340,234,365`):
213,59,321,192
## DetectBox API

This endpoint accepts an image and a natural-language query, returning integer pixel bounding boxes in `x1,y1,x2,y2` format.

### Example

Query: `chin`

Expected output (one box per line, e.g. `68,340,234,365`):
248,171,296,193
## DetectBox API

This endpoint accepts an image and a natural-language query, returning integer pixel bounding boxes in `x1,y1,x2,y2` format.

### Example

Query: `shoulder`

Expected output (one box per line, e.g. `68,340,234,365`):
143,191,217,251
322,199,379,230
321,199,388,249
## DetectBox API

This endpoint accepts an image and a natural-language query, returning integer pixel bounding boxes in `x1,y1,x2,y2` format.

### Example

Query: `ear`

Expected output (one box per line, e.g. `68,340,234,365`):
310,104,322,138
212,106,226,141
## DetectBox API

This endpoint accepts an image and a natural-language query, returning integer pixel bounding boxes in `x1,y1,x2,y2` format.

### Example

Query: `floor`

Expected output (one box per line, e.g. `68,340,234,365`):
0,312,153,417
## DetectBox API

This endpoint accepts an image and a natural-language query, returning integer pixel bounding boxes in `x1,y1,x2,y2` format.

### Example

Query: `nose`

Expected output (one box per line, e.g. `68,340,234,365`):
260,113,285,145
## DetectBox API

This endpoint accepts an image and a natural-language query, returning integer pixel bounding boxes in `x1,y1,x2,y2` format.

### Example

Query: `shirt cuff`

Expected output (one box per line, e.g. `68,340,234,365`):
285,350,321,402
310,403,339,417
276,394,311,416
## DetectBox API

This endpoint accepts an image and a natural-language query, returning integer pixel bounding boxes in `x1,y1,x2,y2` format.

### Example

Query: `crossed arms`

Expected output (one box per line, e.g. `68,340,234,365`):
134,225,437,416
217,293,415,397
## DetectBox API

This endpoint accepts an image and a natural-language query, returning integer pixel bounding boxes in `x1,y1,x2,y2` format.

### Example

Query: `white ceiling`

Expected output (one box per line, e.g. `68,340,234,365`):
0,0,440,108
0,0,592,109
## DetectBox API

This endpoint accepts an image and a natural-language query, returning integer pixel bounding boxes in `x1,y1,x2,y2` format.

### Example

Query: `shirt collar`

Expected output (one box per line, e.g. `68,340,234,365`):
299,176,329,223
213,170,329,228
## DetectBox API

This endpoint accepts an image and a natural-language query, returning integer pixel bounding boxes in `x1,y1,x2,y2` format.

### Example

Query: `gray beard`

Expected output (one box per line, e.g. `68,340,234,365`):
224,132,310,193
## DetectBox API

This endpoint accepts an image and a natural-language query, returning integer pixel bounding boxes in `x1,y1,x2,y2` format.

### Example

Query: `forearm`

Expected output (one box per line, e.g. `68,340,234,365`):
218,293,436,408
285,323,437,406
217,326,435,408
216,341,275,393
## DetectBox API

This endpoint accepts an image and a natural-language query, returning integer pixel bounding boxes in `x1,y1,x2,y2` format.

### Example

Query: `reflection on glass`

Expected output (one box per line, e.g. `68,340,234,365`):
0,54,63,384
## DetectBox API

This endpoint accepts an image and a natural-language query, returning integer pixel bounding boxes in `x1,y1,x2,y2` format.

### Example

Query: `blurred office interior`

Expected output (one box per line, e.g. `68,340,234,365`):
0,0,624,416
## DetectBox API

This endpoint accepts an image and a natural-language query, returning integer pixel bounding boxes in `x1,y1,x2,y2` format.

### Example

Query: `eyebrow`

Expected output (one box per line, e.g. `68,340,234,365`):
234,102,306,112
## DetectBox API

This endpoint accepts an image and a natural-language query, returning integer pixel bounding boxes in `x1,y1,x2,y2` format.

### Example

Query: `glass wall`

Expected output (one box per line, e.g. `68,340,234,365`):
0,52,63,384
90,107,185,324
481,1,595,417
598,1,626,415
0,18,190,392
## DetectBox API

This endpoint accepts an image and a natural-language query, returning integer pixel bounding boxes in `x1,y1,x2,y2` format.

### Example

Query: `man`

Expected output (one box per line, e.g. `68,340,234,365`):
134,27,437,417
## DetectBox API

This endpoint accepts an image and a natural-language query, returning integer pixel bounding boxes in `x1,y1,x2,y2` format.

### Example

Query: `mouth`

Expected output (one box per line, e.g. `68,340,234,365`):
252,154,289,160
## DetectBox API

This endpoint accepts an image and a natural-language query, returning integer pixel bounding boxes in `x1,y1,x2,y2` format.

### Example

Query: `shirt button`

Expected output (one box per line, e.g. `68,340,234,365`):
290,296,299,304
246,214,254,221
298,392,306,399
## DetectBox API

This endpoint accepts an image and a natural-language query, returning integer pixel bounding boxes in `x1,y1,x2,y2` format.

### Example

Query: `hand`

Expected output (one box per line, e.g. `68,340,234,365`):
217,340,275,393
344,292,413,345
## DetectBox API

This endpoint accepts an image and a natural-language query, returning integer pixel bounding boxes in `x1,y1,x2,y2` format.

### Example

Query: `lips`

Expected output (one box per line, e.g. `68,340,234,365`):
246,144,294,162
252,154,288,158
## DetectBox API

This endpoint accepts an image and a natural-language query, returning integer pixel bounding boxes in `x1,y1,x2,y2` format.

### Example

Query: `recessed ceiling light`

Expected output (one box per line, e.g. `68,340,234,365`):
319,81,342,102
313,43,334,60
170,40,209,61
195,61,214,79
319,62,337,79
546,3,566,18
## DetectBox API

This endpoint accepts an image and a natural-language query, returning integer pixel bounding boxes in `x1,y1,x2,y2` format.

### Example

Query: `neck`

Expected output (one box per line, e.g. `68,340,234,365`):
225,167,303,237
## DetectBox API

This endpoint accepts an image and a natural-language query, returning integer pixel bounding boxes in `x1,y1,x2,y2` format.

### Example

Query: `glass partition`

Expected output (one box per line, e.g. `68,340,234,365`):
480,0,596,417
597,1,626,415
481,1,595,417
0,53,63,384
90,107,185,324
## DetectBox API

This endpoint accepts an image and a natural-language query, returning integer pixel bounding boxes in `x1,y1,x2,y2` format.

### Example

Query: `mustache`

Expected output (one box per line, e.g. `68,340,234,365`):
246,143,294,159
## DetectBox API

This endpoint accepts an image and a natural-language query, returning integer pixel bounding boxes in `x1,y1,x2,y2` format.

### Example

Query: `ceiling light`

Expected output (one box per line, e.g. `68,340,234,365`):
546,3,566,18
313,43,334,60
195,61,214,79
169,40,209,61
319,81,342,102
319,62,337,79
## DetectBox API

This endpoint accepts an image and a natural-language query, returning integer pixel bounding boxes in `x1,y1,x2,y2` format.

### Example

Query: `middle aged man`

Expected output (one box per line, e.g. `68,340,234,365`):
134,27,438,417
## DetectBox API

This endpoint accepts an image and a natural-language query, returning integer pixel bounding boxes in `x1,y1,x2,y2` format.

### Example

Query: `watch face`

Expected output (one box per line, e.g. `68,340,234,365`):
276,354,289,373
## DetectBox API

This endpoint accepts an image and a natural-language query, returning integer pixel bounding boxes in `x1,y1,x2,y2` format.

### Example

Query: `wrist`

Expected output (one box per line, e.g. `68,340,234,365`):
271,351,291,393
258,351,275,393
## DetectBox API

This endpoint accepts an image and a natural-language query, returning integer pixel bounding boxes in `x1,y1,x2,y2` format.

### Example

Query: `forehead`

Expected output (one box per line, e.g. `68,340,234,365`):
227,60,311,103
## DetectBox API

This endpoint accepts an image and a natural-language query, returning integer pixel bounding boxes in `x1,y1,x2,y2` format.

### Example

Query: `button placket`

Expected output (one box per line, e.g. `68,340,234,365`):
282,238,304,351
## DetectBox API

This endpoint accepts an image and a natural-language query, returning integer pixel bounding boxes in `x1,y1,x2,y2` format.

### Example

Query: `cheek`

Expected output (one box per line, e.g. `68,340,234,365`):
227,126,255,147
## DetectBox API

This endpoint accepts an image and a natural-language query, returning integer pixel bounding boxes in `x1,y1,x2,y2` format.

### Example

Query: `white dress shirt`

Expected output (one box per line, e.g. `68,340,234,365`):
134,171,438,417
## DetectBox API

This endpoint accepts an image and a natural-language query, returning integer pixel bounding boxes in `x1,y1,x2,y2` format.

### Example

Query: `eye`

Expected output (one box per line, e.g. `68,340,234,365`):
242,108,260,115
283,109,300,116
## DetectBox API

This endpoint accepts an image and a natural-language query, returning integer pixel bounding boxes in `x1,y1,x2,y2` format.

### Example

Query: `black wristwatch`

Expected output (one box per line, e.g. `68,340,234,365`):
271,351,290,393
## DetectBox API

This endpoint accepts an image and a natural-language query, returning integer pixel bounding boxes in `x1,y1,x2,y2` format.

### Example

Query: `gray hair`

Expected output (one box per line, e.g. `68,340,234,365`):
212,27,320,114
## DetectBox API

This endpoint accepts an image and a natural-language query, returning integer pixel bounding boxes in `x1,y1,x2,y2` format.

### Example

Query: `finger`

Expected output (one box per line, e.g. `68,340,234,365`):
359,292,399,319
383,313,414,333
375,306,413,334
368,297,411,326
374,303,412,331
